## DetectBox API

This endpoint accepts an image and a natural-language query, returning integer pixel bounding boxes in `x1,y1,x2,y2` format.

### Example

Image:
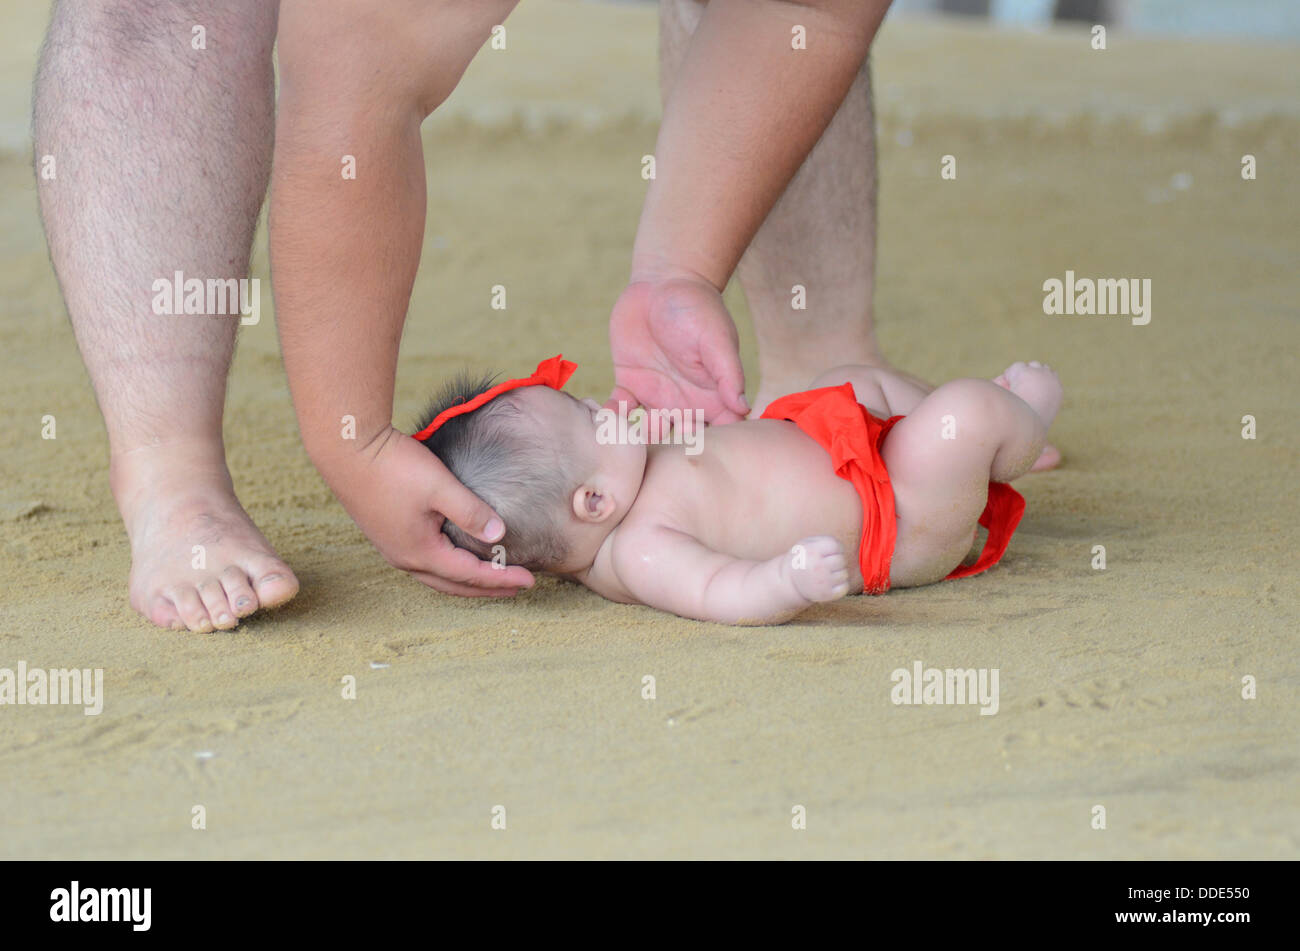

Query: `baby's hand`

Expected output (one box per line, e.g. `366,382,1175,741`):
784,536,851,603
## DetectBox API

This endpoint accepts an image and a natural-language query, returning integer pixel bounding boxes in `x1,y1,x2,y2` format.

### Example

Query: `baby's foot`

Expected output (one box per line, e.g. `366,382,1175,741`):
994,361,1063,430
785,535,851,603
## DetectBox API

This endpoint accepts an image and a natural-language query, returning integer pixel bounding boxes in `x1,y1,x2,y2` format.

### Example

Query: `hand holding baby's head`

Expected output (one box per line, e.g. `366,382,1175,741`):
416,369,647,574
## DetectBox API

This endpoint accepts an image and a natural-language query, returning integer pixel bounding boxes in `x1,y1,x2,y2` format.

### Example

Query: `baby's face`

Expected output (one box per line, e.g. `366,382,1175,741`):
515,386,648,520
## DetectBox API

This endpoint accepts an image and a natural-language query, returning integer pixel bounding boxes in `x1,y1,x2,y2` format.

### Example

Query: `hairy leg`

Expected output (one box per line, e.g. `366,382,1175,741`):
659,1,1061,471
883,367,1061,586
659,0,890,416
737,56,896,416
34,0,295,632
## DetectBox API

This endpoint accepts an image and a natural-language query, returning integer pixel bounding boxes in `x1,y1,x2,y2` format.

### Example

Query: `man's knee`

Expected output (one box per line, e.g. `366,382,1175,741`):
50,0,277,68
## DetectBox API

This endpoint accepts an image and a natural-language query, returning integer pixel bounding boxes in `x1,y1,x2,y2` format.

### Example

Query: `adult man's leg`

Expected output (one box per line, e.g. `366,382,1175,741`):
658,0,894,417
34,0,297,632
658,0,1060,469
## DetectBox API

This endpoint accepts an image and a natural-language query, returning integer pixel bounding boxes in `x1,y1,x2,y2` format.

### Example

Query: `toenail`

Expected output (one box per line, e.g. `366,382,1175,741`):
217,613,232,625
260,573,282,584
236,598,251,609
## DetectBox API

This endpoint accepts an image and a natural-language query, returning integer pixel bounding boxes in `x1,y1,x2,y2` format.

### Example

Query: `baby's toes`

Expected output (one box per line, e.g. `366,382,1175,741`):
997,362,1026,386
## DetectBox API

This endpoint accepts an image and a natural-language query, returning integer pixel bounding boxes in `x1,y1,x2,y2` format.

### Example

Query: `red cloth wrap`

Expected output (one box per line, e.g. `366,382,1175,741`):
412,354,576,441
760,383,1025,594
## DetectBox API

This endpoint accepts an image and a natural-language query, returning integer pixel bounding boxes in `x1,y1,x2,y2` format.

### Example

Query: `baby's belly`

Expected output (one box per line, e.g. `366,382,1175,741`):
656,420,867,589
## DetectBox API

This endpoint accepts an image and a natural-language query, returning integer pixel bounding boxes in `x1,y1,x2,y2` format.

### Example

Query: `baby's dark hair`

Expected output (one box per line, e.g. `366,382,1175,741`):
415,372,576,571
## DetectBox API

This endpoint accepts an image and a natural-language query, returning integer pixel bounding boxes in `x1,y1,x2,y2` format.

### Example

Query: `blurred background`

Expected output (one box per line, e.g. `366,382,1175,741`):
605,0,1300,42
896,0,1300,42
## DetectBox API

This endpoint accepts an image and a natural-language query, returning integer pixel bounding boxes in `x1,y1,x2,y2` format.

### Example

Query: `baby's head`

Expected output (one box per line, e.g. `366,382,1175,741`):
416,370,647,573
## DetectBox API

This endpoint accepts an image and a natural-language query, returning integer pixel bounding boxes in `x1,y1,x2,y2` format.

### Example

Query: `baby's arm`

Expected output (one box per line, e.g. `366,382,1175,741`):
609,528,849,625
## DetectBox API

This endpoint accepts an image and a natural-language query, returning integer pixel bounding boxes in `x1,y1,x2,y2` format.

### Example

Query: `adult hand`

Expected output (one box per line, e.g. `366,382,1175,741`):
606,276,749,423
314,425,534,597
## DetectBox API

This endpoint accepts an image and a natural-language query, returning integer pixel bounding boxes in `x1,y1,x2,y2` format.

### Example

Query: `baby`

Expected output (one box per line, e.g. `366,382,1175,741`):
414,355,1063,624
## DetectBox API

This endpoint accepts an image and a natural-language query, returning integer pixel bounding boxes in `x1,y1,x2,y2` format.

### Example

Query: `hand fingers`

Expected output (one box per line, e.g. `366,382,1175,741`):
604,383,640,414
423,539,535,590
700,333,749,418
705,406,745,425
410,572,522,598
429,468,507,544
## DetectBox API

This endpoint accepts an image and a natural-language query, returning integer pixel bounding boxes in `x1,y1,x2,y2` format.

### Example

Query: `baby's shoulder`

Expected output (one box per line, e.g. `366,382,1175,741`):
607,504,679,566
581,508,688,602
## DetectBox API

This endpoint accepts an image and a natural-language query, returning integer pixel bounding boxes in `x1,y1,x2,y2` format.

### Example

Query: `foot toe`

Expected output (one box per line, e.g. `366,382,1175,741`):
1029,442,1062,472
249,558,299,609
147,595,185,631
197,578,238,630
170,586,215,634
220,566,260,619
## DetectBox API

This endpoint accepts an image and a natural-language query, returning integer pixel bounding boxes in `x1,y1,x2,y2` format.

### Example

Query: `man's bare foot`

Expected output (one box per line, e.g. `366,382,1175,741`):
110,442,299,633
750,354,934,420
994,361,1063,430
750,373,815,420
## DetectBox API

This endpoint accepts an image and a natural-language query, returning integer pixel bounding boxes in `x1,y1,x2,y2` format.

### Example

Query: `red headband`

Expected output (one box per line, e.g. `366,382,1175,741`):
412,354,577,441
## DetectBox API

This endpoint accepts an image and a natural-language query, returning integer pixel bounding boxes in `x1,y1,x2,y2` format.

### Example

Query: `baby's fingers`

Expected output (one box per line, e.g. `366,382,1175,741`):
798,534,845,556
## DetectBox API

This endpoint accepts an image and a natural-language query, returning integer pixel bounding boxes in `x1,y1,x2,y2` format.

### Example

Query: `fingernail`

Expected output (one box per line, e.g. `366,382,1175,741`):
483,518,505,542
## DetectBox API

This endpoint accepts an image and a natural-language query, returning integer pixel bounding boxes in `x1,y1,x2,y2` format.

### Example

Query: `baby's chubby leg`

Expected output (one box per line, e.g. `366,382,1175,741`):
883,363,1062,587
808,363,1062,472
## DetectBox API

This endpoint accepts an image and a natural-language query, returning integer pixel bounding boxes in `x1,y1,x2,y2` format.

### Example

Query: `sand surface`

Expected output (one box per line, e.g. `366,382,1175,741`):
1,2,1297,858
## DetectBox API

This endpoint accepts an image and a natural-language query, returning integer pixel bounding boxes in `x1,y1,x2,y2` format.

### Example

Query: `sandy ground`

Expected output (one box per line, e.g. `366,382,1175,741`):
1,2,1297,859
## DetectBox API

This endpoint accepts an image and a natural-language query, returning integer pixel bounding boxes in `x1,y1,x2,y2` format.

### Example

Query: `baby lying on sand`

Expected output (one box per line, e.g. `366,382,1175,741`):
414,355,1062,624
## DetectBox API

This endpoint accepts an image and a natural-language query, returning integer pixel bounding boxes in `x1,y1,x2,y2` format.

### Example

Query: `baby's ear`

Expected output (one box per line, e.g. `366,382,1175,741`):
572,485,616,523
